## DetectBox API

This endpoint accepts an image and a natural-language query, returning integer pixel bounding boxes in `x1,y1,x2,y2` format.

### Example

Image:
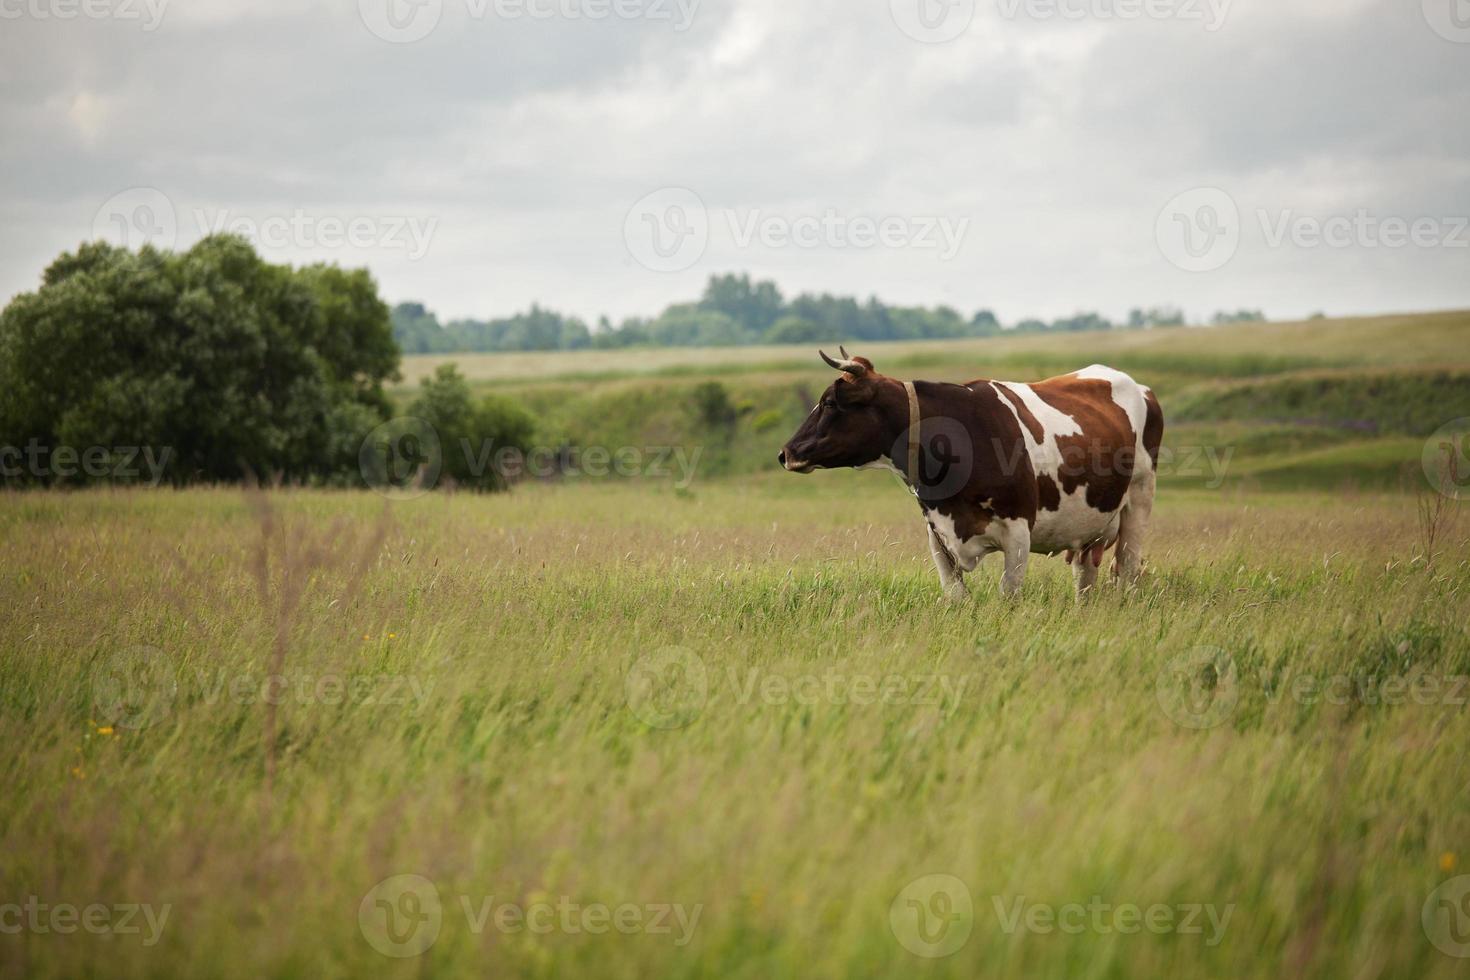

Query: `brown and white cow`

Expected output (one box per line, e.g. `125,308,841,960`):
778,349,1164,599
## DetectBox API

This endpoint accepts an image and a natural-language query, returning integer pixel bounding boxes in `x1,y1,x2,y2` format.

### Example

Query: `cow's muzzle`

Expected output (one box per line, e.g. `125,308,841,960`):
778,450,814,473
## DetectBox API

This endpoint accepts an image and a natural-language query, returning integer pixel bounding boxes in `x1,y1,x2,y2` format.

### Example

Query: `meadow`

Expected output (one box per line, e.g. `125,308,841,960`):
3,311,1469,978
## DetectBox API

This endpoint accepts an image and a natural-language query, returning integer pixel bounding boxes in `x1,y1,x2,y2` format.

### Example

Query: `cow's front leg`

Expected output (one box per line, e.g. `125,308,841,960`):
996,520,1031,599
927,525,968,602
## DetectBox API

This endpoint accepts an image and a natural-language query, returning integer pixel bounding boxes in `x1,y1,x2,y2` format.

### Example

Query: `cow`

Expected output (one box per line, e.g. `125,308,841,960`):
777,349,1164,600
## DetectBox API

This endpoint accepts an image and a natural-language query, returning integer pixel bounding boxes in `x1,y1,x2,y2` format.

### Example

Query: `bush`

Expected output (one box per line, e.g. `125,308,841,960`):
406,365,536,491
0,235,400,485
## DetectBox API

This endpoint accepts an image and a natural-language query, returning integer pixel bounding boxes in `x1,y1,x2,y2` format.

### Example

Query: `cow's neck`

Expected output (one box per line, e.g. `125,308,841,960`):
876,377,987,504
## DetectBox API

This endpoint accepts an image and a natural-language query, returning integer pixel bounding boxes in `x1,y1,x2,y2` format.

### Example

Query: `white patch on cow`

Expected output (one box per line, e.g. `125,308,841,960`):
986,374,1143,556
924,507,992,572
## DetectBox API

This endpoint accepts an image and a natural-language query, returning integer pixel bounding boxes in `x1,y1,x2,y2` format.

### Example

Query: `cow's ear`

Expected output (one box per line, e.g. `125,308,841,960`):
850,356,875,374
834,372,876,405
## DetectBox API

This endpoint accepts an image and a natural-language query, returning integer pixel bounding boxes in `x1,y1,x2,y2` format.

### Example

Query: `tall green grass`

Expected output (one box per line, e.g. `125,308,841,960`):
1,481,1468,978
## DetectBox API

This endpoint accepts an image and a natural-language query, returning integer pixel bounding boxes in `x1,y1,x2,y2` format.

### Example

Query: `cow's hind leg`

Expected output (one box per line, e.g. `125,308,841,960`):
927,526,968,602
1116,469,1155,586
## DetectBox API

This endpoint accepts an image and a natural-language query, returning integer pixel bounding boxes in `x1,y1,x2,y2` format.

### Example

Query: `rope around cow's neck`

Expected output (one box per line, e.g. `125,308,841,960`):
904,380,920,486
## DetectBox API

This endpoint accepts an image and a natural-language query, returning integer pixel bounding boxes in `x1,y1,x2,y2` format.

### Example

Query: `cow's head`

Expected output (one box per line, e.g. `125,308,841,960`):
778,348,895,473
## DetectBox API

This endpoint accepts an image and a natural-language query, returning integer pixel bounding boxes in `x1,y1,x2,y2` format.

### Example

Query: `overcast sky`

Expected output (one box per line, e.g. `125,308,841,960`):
2,0,1468,326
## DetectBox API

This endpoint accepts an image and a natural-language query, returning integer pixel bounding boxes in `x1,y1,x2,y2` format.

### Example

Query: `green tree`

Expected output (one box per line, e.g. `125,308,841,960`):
0,235,400,484
406,364,535,491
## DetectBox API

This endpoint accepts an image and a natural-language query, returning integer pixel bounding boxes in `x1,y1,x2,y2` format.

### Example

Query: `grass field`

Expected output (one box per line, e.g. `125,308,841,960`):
4,312,1470,978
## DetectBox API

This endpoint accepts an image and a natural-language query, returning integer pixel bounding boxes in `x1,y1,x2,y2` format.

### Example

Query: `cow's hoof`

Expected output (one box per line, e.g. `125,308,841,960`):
943,584,969,604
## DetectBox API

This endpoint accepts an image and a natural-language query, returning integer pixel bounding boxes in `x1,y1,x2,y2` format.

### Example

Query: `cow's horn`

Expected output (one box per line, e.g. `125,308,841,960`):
820,348,867,377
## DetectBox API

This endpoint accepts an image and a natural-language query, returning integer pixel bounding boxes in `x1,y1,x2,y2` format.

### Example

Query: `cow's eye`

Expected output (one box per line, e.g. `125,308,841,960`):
822,397,841,413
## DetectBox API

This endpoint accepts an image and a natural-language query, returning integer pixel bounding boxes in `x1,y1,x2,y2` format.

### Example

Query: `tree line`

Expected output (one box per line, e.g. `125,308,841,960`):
391,272,1265,353
0,235,532,486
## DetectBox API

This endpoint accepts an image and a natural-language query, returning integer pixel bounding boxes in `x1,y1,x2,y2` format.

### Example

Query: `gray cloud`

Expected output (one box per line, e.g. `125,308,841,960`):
1,0,1466,325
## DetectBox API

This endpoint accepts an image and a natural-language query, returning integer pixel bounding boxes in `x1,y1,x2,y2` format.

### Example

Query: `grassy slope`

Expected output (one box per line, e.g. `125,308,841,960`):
1,482,1467,979
393,309,1470,492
